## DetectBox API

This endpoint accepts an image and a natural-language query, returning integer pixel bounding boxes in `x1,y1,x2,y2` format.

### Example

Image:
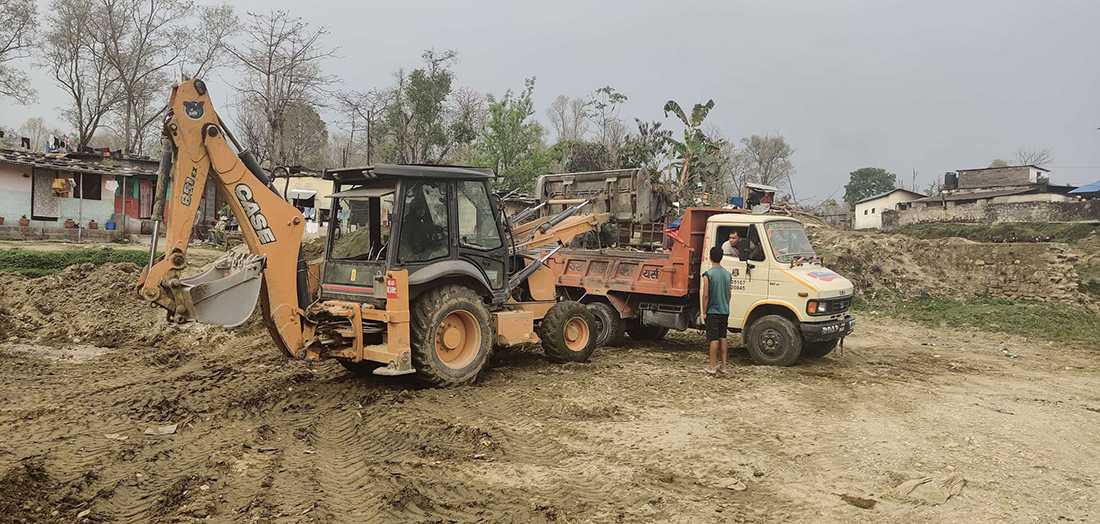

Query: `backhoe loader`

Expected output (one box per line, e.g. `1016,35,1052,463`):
137,78,605,386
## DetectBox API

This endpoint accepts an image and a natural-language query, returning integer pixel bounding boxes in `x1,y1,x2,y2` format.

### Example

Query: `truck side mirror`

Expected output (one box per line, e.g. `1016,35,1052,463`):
737,242,748,262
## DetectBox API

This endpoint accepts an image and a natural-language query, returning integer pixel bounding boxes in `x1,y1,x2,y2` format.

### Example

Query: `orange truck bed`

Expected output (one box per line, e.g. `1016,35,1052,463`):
546,208,735,317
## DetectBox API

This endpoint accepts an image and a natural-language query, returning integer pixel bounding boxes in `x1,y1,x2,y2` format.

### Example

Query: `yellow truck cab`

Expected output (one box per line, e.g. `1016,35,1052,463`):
704,214,856,365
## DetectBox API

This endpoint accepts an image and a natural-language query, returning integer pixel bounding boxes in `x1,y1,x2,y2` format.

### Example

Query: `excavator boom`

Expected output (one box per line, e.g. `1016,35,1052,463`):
137,79,310,356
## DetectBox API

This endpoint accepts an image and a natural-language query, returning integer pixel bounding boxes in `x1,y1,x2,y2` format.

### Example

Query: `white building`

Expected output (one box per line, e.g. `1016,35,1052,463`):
854,188,924,230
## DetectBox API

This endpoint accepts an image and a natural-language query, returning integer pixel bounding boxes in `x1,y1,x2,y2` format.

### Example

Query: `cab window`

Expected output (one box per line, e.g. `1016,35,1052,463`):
457,181,503,250
329,188,394,261
398,180,450,263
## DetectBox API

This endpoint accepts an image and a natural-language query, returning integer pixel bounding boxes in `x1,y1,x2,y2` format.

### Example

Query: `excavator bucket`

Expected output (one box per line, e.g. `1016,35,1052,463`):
180,253,267,327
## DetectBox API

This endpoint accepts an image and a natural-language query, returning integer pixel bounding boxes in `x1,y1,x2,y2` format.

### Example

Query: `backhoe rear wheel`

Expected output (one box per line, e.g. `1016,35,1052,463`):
587,302,626,347
540,301,598,363
410,285,493,387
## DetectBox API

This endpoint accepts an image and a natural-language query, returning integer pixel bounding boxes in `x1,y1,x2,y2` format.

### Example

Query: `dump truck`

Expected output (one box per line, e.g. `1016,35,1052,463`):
548,208,857,365
136,78,605,387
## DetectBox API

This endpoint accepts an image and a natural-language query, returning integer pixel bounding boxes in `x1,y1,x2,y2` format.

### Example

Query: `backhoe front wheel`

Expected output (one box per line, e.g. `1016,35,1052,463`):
540,301,598,363
410,285,493,387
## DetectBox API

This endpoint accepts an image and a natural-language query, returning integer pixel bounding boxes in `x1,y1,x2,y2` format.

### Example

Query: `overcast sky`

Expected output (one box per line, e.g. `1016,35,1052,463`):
5,0,1100,202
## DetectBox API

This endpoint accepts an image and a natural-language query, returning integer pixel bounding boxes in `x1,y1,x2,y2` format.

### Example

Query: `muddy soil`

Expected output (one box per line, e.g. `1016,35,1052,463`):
0,272,1097,523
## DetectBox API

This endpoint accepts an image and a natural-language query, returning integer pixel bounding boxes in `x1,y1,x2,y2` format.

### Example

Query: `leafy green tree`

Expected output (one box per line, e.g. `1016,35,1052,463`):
843,167,897,210
619,119,671,174
564,141,613,173
379,49,478,164
989,158,1010,168
475,78,549,192
663,99,719,188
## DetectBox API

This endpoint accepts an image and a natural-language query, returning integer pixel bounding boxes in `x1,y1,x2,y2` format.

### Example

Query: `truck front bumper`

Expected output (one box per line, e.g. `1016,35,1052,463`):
801,315,856,342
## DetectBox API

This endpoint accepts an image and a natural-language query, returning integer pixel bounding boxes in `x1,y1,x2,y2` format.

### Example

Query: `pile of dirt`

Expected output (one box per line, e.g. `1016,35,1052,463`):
808,224,1092,306
0,263,173,348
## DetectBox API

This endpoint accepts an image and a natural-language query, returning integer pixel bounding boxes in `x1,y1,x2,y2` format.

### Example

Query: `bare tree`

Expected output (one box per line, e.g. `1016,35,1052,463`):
179,4,238,79
739,134,796,197
229,10,337,167
547,95,569,140
333,89,381,167
97,0,192,155
232,93,271,166
18,118,62,151
585,86,627,151
43,0,122,147
0,0,38,104
1011,147,1054,167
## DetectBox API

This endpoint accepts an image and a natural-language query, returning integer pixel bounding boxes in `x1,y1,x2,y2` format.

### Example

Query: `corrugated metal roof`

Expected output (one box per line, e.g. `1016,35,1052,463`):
0,147,158,177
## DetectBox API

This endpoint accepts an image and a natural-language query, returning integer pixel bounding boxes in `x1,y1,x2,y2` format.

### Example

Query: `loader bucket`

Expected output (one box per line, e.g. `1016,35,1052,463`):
180,253,267,327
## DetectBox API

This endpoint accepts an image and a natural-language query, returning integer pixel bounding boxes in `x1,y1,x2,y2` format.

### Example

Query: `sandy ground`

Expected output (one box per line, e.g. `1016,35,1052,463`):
0,313,1097,523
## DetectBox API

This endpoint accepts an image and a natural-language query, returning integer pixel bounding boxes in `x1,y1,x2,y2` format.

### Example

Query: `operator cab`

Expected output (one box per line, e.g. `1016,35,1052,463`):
320,164,510,305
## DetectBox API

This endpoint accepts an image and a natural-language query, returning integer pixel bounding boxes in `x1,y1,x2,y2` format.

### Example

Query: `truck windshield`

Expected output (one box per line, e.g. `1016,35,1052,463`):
330,191,394,261
764,221,816,262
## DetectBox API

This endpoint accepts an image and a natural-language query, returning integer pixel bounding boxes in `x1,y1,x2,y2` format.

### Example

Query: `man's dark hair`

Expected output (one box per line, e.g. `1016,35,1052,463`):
709,246,723,263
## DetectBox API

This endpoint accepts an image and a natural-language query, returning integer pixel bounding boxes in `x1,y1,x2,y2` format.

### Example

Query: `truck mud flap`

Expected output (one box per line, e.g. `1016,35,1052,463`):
640,303,691,331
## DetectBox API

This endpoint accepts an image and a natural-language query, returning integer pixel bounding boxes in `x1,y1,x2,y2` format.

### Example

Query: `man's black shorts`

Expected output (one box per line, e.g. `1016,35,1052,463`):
705,314,729,341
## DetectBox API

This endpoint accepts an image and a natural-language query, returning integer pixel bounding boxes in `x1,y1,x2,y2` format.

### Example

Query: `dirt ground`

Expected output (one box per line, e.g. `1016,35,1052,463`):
1,275,1097,524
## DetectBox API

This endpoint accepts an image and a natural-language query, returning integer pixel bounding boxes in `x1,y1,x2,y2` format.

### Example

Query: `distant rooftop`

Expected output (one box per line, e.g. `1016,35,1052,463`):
0,147,159,177
957,164,1050,173
855,188,924,205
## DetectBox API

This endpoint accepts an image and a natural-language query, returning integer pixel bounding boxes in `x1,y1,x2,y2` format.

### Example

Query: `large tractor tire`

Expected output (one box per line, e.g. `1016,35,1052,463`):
410,285,493,387
625,320,668,342
586,302,626,347
745,314,802,366
802,339,838,359
540,301,598,363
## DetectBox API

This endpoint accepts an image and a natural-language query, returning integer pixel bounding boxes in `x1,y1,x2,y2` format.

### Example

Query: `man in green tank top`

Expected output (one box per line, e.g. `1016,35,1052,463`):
701,246,732,374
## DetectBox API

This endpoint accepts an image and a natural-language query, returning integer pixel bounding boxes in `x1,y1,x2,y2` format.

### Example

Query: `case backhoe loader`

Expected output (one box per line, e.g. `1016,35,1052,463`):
137,78,604,386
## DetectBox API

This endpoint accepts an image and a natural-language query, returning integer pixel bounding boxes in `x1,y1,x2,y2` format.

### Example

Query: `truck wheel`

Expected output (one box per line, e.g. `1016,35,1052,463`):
540,301,598,363
410,285,493,387
338,359,383,376
626,322,668,341
802,339,838,358
587,302,626,346
746,315,802,366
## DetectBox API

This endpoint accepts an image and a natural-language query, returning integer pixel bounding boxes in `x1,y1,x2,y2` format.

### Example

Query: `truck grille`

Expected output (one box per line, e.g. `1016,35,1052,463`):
828,297,852,313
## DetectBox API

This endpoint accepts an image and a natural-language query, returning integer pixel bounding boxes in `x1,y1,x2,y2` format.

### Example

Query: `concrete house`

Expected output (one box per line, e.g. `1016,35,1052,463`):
883,165,1097,227
853,188,924,230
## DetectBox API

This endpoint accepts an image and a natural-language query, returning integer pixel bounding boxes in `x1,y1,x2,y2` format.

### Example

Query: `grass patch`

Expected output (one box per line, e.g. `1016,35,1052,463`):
865,297,1100,344
0,248,153,277
892,222,1096,244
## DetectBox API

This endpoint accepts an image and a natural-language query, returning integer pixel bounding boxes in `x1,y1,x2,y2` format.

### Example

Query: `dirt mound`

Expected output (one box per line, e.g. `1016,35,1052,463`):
0,263,171,347
809,226,1091,305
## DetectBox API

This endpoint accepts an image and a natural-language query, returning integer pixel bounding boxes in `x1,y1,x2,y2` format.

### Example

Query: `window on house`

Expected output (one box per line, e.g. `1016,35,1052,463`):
864,210,868,215
73,173,102,200
872,208,876,213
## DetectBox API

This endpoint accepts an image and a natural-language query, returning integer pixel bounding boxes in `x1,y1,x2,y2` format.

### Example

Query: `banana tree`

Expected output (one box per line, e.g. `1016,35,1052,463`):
663,99,719,188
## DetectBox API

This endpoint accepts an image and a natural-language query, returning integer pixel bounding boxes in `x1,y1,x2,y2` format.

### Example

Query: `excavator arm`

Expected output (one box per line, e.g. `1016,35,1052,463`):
136,78,311,356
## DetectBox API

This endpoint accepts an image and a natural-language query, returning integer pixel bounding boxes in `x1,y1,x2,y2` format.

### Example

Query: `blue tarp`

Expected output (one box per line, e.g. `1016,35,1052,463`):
1069,181,1100,194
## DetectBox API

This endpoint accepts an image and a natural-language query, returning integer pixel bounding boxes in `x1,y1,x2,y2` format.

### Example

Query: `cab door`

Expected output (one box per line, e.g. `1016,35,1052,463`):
722,223,771,329
454,180,508,293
